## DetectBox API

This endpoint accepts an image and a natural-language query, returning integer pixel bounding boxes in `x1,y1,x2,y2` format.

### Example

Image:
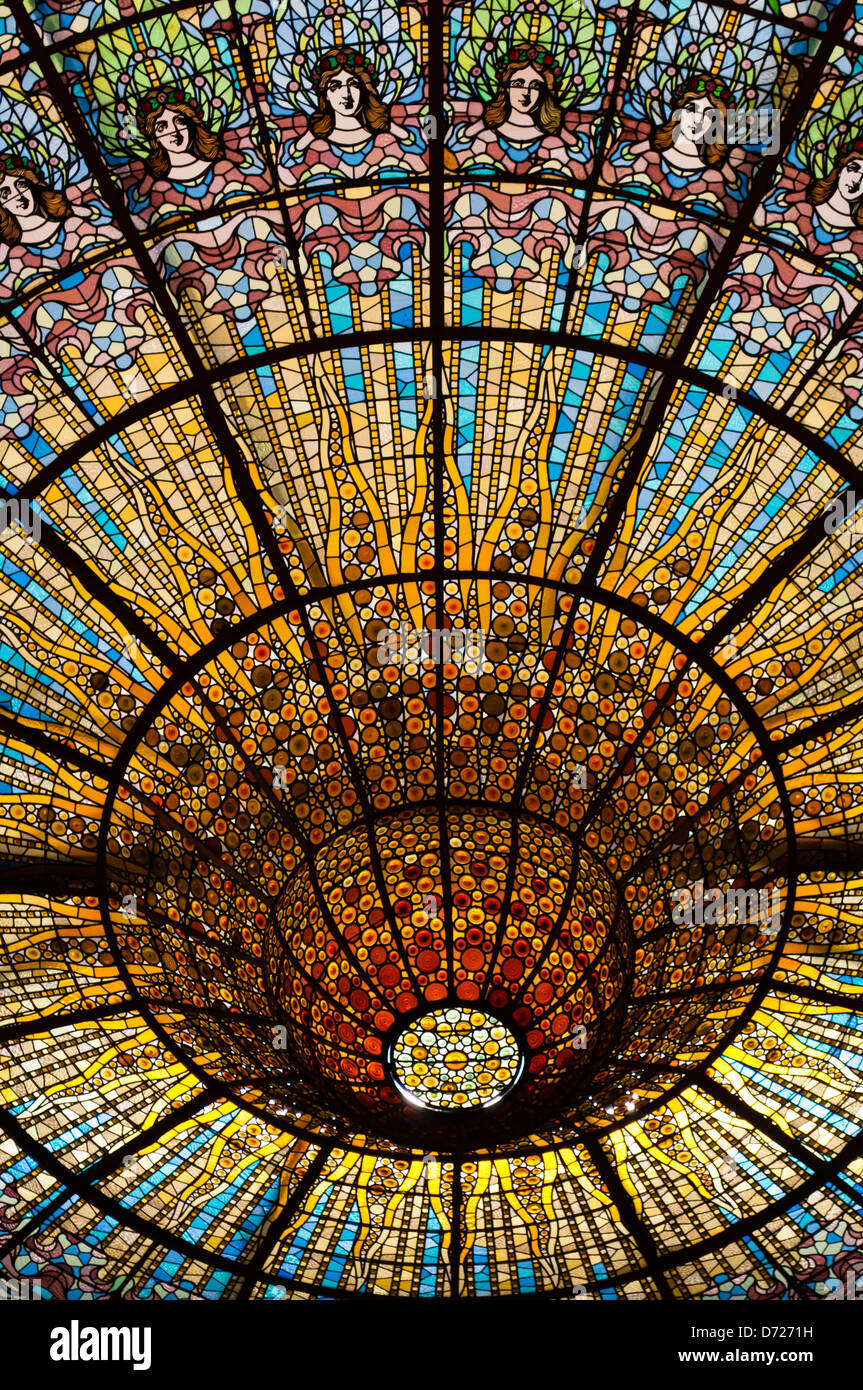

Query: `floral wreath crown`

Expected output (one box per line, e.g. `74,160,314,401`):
839,133,863,163
0,150,36,175
797,78,863,182
136,85,204,133
312,47,374,85
494,44,561,82
673,73,735,109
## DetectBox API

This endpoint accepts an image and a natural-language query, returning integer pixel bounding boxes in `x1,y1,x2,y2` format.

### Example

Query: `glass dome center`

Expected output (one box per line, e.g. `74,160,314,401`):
388,1007,523,1111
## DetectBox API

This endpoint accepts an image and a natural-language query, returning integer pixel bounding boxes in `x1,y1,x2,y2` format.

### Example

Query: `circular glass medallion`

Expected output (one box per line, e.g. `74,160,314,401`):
389,1007,523,1111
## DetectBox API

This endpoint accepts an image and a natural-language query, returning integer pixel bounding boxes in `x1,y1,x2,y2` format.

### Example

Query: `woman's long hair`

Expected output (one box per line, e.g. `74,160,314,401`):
483,61,563,137
142,100,223,178
653,85,730,169
811,151,863,229
0,166,71,246
308,51,390,139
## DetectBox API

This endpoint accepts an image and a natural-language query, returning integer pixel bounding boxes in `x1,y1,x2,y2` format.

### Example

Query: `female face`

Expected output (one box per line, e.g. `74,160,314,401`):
152,110,192,154
505,64,545,117
323,72,363,118
838,157,863,204
677,94,720,145
0,173,35,217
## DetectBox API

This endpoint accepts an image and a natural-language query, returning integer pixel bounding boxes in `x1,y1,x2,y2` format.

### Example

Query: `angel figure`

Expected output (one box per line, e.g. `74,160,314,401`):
137,86,224,186
0,86,115,287
810,141,863,233
88,6,269,224
128,84,268,220
269,0,425,186
280,46,424,184
741,77,863,267
447,0,600,178
0,130,125,362
601,4,784,217
725,80,863,368
0,156,72,249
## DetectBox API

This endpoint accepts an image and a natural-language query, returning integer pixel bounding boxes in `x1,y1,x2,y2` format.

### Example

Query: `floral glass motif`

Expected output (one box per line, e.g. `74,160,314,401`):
390,1008,522,1109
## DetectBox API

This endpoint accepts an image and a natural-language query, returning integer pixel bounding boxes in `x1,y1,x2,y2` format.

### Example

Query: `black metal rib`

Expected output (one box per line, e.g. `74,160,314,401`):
584,1133,673,1298
558,0,642,331
578,0,856,594
449,1157,462,1297
0,1000,129,1042
9,328,860,541
0,1083,216,1262
774,699,863,754
428,0,454,993
231,1142,332,1298
227,0,317,337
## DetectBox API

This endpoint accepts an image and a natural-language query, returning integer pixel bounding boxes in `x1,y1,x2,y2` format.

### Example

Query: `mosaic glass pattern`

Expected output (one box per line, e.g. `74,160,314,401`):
0,0,861,1303
389,1007,522,1109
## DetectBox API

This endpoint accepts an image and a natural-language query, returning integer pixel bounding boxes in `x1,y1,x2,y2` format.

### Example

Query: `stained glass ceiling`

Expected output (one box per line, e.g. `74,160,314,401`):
0,0,863,1306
